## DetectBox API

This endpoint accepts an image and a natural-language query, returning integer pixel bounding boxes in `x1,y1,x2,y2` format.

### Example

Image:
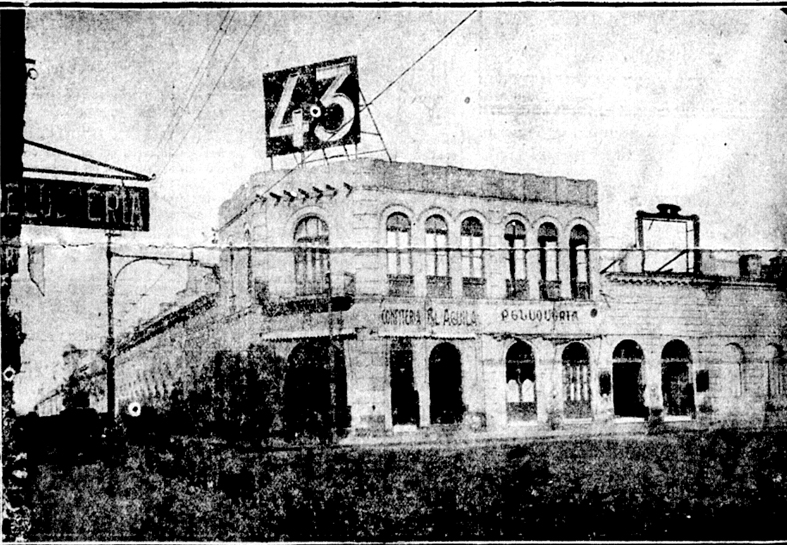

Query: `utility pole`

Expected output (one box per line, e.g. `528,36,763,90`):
103,246,207,438
1,9,29,541
106,232,118,435
326,262,337,443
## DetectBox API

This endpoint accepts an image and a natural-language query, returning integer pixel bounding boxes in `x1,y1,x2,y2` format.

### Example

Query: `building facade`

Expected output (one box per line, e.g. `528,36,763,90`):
38,159,787,438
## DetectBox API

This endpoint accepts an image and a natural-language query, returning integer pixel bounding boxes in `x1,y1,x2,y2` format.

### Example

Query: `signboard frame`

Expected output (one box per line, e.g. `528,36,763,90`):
263,55,361,158
2,178,150,232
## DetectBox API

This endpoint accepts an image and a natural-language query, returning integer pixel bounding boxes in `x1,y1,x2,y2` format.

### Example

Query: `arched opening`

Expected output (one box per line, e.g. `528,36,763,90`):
425,215,450,297
461,217,485,298
562,342,591,418
294,216,329,296
721,343,744,397
386,213,413,296
284,340,348,439
390,338,419,426
766,344,786,399
538,222,560,300
661,340,695,416
612,340,646,418
429,342,463,425
504,220,528,299
569,225,591,300
506,341,536,422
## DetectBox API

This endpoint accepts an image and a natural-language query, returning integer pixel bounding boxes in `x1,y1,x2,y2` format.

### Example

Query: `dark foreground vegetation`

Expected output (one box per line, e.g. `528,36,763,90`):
26,428,787,541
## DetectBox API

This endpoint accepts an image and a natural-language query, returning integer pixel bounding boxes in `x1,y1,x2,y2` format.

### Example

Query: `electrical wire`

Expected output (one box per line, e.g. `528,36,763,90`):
153,11,235,169
157,12,261,180
226,10,479,227
117,265,173,328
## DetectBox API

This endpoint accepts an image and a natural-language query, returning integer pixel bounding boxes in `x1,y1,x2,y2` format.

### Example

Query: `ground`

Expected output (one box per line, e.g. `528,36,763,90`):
27,428,787,541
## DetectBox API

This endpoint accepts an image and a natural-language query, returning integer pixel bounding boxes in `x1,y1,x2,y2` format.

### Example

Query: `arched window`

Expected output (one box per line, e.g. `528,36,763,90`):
461,217,485,298
570,225,590,300
563,342,591,418
661,340,695,417
766,344,786,399
538,222,560,300
505,220,528,299
425,215,450,297
386,213,413,296
506,342,536,422
294,216,329,296
612,340,646,418
721,343,744,397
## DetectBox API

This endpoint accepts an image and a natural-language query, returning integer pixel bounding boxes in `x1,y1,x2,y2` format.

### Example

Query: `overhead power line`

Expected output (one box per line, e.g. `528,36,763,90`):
366,9,478,109
153,10,235,170
251,10,479,213
118,265,173,328
157,11,261,180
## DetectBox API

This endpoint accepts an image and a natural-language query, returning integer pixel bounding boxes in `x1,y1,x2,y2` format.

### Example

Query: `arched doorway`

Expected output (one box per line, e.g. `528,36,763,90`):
612,340,646,418
284,340,349,438
429,342,463,425
661,340,695,417
390,338,419,426
563,342,592,418
506,341,536,422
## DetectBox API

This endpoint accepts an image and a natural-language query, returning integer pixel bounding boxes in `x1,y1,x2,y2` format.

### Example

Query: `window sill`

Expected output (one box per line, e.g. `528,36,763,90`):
393,424,419,433
507,419,539,427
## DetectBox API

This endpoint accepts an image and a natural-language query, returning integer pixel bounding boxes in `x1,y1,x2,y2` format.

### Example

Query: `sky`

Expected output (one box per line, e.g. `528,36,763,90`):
10,7,787,412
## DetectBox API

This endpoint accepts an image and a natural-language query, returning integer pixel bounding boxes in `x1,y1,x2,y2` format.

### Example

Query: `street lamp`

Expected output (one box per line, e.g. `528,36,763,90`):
104,234,213,436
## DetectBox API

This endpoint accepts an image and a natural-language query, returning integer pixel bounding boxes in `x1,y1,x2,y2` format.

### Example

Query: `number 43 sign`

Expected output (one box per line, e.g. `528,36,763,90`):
263,56,360,157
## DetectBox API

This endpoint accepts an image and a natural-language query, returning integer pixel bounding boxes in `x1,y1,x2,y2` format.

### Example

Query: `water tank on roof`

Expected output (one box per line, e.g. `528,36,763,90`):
656,203,682,217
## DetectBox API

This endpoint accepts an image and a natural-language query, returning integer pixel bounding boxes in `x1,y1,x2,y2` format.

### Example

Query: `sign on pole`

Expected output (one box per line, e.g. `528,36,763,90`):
2,178,150,232
263,56,360,157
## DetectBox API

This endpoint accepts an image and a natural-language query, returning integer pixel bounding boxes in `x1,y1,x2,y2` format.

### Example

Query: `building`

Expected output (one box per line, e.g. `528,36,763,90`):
37,159,787,438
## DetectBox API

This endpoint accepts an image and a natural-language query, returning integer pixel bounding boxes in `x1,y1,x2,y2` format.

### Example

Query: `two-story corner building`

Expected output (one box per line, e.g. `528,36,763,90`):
36,158,787,440
215,158,608,435
214,158,786,437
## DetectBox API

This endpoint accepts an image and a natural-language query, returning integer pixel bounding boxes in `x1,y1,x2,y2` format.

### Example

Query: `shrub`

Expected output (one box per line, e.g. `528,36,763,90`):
168,344,285,444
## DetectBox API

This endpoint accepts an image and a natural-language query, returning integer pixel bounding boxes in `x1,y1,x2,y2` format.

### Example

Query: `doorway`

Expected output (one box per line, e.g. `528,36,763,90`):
429,342,464,425
612,340,647,418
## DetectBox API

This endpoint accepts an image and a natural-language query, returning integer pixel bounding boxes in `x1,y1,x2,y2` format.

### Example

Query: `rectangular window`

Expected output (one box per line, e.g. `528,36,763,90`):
462,235,482,278
545,241,558,281
436,232,448,276
398,231,411,275
387,230,398,275
512,238,526,280
426,232,436,276
575,244,588,283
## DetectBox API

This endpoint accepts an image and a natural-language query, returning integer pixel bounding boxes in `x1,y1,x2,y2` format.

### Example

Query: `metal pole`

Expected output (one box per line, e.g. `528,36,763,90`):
635,213,645,272
326,260,337,442
106,232,116,434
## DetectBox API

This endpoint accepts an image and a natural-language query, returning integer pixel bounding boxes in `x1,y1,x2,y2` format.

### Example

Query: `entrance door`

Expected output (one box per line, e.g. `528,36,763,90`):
429,343,464,425
284,340,349,438
391,339,419,426
612,340,647,418
661,340,695,417
563,342,592,419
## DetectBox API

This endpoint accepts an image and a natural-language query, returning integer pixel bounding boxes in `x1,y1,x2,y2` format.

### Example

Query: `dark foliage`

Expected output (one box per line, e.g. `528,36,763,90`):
168,344,285,444
27,429,787,541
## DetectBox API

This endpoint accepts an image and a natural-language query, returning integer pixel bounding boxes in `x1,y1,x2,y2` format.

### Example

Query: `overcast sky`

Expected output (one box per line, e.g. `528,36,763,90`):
13,7,787,412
